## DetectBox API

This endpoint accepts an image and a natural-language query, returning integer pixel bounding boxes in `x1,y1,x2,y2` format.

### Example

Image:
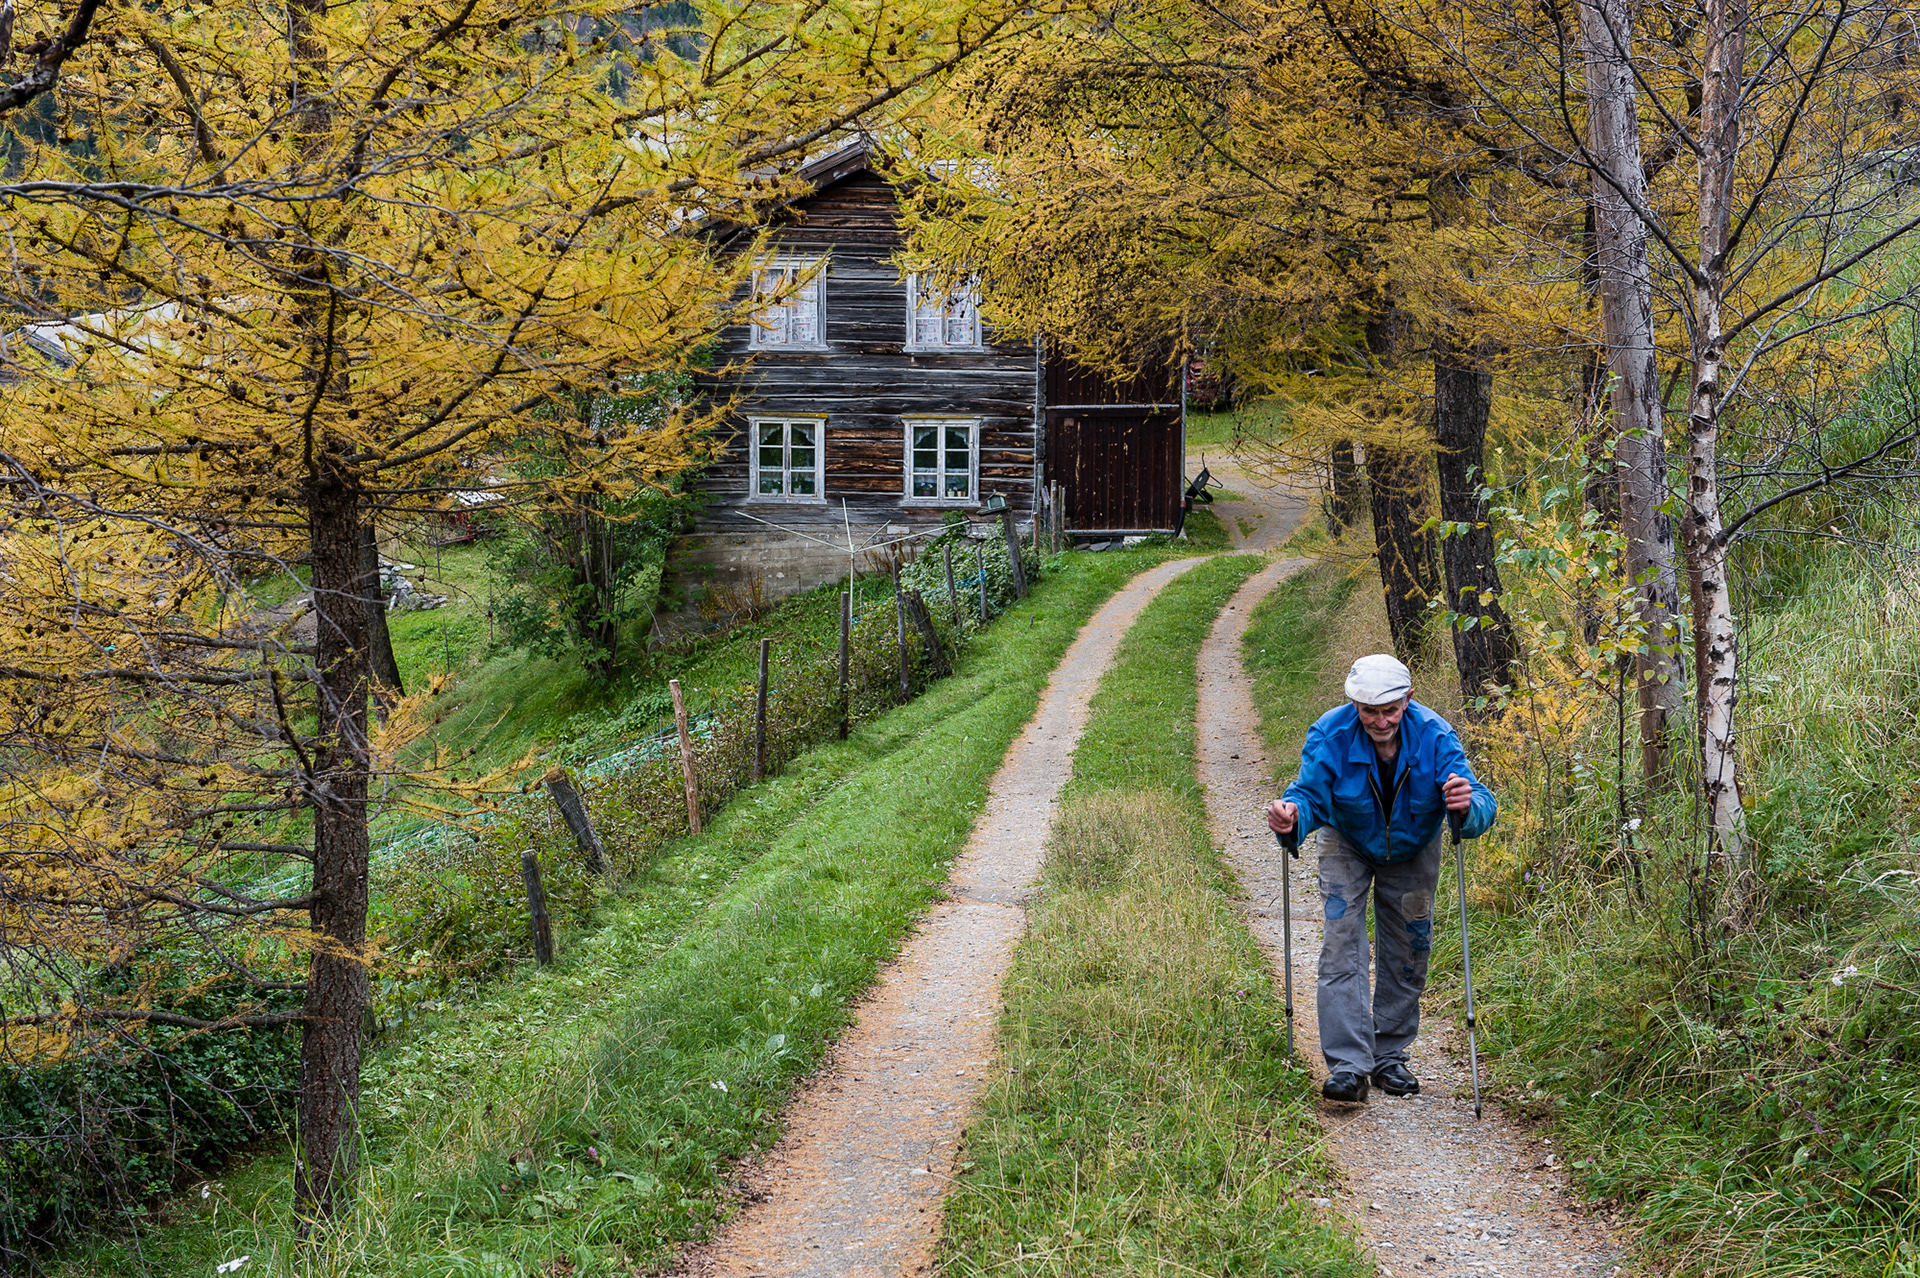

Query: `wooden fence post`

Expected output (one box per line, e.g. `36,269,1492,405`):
976,544,987,622
521,851,555,965
999,505,1029,600
837,590,852,739
893,566,910,702
753,637,770,783
943,543,960,625
1052,482,1064,554
543,769,608,876
903,589,950,678
669,678,701,835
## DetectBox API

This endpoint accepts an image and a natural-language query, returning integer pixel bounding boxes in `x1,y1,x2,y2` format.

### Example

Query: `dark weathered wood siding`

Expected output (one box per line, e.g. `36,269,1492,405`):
1049,411,1183,532
698,170,1040,536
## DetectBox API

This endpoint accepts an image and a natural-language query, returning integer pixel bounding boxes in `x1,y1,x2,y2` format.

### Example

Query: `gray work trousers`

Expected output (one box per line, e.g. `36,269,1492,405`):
1316,827,1444,1078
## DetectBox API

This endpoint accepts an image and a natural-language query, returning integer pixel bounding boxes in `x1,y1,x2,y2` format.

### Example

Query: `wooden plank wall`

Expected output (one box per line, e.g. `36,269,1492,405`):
1049,411,1183,531
698,171,1040,536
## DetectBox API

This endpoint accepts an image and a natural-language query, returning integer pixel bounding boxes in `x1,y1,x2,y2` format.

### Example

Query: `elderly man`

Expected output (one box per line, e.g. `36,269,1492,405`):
1267,653,1496,1103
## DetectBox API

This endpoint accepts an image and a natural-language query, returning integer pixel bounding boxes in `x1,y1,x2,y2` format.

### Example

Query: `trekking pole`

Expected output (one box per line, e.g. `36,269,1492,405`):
1273,821,1300,1057
1450,806,1483,1120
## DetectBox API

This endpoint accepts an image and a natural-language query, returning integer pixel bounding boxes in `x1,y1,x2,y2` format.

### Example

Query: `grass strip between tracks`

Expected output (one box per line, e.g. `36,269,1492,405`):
939,553,1371,1277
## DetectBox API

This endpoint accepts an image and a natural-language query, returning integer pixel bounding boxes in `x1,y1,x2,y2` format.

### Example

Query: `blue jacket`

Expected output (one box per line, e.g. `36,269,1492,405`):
1282,700,1496,864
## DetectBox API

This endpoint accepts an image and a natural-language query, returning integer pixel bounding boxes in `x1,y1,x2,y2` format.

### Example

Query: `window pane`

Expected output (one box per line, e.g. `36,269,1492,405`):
914,425,936,449
945,314,973,345
790,307,817,344
944,426,970,457
759,443,784,473
790,470,816,495
760,312,787,345
759,423,784,445
945,472,969,498
914,317,942,346
760,473,784,495
789,444,814,472
790,422,814,447
913,472,938,497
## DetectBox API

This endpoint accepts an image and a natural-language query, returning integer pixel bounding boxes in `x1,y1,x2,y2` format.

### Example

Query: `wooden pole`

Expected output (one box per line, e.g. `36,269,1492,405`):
838,590,851,740
894,566,910,702
669,678,701,835
543,769,608,876
753,637,770,784
904,589,950,677
999,505,1029,600
943,543,960,625
976,544,987,621
521,851,554,965
1052,482,1064,554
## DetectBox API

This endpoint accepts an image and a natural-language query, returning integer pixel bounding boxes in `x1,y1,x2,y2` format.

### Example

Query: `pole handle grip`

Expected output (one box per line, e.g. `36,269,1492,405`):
1275,827,1299,860
1448,807,1465,843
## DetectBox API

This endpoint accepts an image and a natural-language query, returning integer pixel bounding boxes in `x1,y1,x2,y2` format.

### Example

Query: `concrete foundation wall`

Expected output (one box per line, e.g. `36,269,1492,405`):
656,519,1029,641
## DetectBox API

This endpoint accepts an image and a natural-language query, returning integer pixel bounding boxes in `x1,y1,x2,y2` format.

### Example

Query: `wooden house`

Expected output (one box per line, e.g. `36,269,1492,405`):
673,142,1185,608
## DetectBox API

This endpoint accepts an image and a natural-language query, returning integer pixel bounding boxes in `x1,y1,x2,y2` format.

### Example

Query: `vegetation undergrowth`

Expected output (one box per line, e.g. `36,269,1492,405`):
50,544,1186,1278
1458,548,1920,1278
939,552,1370,1277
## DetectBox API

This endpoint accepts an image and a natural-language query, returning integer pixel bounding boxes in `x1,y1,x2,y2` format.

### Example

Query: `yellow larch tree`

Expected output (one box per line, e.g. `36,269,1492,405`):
0,0,1078,1217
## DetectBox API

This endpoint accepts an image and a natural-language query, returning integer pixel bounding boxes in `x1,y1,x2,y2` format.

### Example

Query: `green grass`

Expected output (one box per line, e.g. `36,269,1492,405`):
939,553,1370,1277
52,545,1192,1278
1186,402,1294,456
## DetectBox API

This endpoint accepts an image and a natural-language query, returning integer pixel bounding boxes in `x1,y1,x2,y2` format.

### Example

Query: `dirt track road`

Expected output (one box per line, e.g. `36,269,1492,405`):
680,557,1206,1278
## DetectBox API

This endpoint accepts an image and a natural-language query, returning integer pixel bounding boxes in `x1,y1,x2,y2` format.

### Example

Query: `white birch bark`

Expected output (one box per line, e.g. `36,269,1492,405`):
1579,0,1688,785
1687,0,1751,899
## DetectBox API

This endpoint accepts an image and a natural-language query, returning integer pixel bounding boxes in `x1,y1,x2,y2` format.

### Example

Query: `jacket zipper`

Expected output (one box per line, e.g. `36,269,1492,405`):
1365,726,1410,860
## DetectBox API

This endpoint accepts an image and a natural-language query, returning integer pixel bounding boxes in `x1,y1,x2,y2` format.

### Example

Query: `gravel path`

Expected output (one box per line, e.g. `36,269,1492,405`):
680,556,1207,1278
1197,557,1635,1278
1187,453,1301,551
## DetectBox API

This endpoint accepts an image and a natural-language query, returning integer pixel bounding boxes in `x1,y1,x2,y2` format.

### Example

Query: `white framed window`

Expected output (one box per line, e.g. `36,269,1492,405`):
905,272,982,351
903,417,978,503
750,416,825,500
750,257,827,350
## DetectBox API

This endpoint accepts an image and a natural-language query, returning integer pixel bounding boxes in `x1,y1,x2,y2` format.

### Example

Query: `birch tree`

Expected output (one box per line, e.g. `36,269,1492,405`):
1580,0,1688,784
1402,0,1920,908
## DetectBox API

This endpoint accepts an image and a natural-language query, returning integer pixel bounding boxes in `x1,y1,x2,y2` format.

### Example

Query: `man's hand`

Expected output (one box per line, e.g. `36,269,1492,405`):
1443,772,1473,813
1267,799,1298,835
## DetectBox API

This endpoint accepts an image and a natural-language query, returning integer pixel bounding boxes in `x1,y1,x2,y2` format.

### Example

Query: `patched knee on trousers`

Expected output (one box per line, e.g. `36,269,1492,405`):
1405,916,1432,954
1324,891,1347,921
1401,889,1433,920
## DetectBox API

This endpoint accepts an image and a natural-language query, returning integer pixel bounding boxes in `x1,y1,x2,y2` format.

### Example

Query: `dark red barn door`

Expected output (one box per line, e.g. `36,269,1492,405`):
1049,410,1182,532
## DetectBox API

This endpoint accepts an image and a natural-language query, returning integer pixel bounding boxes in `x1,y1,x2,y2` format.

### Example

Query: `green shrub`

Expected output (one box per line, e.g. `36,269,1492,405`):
0,979,298,1269
901,523,1045,621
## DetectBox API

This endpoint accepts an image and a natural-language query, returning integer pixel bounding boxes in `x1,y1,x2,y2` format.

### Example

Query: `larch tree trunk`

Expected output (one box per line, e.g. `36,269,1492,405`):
296,471,373,1221
1368,443,1440,662
1329,439,1364,534
360,520,405,700
1685,0,1751,910
1364,306,1440,661
1581,0,1688,786
289,0,374,1218
1432,344,1519,707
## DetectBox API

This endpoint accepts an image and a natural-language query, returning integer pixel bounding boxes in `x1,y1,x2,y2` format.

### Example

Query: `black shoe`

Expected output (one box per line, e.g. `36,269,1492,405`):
1371,1062,1419,1096
1322,1070,1370,1103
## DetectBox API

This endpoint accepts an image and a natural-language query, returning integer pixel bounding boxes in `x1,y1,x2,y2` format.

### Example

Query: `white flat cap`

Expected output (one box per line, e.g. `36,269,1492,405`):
1345,653,1412,705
